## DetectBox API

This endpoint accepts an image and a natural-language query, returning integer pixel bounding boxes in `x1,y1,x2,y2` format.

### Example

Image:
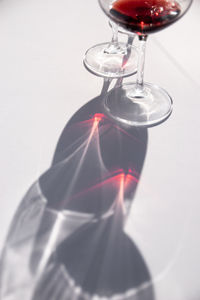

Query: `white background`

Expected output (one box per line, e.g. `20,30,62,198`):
0,0,200,299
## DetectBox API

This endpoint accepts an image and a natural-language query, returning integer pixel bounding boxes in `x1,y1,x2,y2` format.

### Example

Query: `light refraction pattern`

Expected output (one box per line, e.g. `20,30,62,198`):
0,110,153,300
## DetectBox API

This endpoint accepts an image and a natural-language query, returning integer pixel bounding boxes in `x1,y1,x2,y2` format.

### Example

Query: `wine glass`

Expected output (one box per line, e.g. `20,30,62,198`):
99,0,193,126
84,20,138,78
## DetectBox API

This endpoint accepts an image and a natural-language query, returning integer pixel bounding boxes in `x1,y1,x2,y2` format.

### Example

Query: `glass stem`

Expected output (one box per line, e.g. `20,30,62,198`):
104,21,122,54
111,21,119,47
136,35,148,91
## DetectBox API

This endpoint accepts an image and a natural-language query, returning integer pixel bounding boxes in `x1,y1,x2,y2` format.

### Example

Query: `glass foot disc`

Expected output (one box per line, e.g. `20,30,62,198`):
104,82,173,127
84,42,138,78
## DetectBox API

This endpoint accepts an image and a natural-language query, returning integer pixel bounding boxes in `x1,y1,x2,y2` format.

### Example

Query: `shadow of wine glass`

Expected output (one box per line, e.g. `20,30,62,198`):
30,80,154,299
0,79,154,300
32,212,155,300
40,82,148,218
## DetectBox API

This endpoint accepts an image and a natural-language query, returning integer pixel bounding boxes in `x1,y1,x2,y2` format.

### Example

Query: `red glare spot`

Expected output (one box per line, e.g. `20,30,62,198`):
120,173,125,179
67,171,126,202
93,113,105,123
126,173,138,184
112,172,125,183
119,172,125,183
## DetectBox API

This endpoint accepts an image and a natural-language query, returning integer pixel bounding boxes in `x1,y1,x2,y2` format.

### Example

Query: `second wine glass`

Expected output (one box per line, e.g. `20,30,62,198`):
84,20,138,78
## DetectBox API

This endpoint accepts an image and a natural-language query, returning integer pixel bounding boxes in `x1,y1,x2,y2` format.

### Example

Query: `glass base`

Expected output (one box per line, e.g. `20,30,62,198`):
104,82,173,127
84,42,138,78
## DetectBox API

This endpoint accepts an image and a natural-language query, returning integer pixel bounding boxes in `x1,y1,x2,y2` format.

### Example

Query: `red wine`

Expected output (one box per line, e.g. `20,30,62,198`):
110,0,181,34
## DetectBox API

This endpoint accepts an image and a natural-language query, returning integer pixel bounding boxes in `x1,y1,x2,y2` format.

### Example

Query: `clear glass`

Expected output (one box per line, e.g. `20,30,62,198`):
99,0,193,126
84,21,138,78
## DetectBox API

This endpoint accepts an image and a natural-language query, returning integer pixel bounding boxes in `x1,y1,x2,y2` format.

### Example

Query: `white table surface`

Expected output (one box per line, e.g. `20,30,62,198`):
0,0,200,299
